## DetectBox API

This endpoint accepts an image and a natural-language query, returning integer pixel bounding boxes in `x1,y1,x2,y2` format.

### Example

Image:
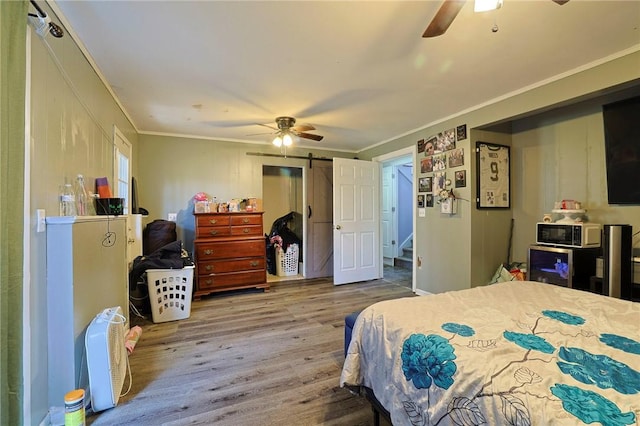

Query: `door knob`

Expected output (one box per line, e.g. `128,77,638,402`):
335,225,342,230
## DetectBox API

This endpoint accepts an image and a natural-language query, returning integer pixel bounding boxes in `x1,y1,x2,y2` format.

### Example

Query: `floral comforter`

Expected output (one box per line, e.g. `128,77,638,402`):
340,281,640,425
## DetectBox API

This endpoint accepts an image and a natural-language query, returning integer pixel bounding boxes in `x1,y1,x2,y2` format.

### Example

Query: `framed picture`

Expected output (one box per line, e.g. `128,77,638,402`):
435,130,455,152
424,136,436,156
418,176,432,193
476,142,510,209
455,170,466,188
417,194,425,208
448,148,464,168
420,156,433,173
426,193,434,207
434,171,446,194
456,124,467,141
433,153,447,171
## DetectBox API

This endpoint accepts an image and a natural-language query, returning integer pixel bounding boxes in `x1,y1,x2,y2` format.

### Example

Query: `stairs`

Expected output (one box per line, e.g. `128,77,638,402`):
394,240,413,270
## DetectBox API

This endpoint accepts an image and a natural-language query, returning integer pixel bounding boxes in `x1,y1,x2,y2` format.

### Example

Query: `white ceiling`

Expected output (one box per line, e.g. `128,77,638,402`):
51,0,640,153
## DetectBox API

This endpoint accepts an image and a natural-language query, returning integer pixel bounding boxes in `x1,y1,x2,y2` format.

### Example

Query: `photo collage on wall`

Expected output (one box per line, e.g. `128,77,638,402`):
417,124,467,208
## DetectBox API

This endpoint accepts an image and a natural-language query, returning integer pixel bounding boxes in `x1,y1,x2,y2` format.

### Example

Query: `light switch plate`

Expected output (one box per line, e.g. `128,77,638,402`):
168,213,177,221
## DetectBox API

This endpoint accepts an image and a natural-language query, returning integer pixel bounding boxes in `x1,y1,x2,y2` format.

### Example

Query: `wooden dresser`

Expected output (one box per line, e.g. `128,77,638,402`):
193,212,268,298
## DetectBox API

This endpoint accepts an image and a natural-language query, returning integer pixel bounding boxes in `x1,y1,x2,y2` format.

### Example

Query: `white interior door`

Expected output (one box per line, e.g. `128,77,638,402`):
333,157,381,285
382,165,396,262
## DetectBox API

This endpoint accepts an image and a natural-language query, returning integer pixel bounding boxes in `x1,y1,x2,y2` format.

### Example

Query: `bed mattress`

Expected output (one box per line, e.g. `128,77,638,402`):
341,280,640,425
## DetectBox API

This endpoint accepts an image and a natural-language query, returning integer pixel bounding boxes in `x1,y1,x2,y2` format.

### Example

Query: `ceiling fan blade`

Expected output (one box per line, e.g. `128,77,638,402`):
422,0,466,38
257,123,278,131
297,132,324,142
246,131,274,136
292,123,316,132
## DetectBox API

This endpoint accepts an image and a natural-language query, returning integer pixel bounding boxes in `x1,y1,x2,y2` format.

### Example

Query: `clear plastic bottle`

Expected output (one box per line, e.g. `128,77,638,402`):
74,174,89,216
59,183,77,216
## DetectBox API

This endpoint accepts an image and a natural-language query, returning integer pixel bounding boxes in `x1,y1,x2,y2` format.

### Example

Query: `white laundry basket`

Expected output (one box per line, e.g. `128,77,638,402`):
276,243,299,277
146,265,194,323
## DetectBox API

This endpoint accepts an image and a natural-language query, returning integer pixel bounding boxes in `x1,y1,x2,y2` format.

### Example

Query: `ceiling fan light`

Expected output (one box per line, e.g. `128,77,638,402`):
282,132,293,146
474,0,502,12
272,135,283,147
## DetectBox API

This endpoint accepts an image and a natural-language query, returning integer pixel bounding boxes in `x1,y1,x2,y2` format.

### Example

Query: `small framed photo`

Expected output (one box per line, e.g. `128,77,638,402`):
420,156,433,173
424,136,436,156
455,170,466,188
425,193,434,207
456,124,467,141
417,194,425,208
448,148,464,168
419,176,433,193
417,139,425,154
433,153,447,171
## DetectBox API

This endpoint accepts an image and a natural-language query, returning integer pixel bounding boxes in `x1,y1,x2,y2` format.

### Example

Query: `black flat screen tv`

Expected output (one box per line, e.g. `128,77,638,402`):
602,95,640,204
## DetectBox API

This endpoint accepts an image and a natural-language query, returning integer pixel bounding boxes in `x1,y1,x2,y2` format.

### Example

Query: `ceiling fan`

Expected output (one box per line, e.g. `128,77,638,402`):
422,0,569,38
254,116,324,147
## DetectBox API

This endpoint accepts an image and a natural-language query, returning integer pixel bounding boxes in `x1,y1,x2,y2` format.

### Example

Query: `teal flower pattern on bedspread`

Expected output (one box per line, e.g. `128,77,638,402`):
503,331,555,354
557,346,640,395
388,306,638,425
441,322,475,337
542,309,585,325
401,333,457,390
600,333,640,355
551,384,636,426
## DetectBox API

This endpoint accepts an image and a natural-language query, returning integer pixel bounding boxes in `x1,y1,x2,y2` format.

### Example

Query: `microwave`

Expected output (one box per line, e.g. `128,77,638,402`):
536,222,601,248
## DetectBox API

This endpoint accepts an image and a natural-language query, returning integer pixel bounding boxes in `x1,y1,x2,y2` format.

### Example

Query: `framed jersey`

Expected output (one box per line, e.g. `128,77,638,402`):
476,142,510,209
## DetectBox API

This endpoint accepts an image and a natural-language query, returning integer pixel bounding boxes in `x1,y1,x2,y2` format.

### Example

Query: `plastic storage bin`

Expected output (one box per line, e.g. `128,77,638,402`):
146,266,194,323
276,243,299,277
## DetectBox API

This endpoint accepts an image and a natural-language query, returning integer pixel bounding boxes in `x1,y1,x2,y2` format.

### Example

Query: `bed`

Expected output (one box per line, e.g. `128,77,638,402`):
340,280,640,425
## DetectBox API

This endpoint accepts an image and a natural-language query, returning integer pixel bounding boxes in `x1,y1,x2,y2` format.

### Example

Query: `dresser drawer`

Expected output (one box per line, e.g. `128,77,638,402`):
230,215,262,226
196,226,231,239
196,214,230,228
196,239,265,260
230,225,262,237
197,270,266,290
198,257,265,275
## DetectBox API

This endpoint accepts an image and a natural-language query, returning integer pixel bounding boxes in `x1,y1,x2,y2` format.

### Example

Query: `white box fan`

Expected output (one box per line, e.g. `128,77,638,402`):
85,306,129,412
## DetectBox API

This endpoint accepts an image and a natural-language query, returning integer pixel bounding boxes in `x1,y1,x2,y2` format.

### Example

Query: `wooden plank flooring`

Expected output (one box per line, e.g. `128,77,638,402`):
87,267,413,426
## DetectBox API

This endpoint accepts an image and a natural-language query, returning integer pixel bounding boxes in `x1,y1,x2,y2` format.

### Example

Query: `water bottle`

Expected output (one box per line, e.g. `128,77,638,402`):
74,174,89,216
59,183,77,216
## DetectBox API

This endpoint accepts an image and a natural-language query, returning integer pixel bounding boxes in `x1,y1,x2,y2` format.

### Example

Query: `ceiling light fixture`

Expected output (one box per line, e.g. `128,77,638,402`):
282,132,293,146
474,0,503,12
272,132,293,147
272,128,295,148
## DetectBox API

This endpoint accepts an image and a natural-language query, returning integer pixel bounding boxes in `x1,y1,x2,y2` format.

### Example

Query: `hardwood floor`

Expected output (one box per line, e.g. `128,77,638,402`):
88,267,412,425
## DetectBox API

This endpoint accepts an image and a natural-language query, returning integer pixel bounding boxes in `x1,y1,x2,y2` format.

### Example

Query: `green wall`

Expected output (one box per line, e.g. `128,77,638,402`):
26,2,138,423
136,134,351,253
361,50,640,294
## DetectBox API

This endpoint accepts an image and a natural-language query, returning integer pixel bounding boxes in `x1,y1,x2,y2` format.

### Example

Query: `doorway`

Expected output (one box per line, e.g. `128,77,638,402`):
375,146,416,290
262,165,304,282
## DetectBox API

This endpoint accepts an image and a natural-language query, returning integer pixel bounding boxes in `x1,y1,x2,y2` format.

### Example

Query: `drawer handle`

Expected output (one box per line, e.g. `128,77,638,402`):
204,249,213,255
250,261,259,267
242,218,250,223
242,228,250,234
208,219,218,225
209,230,218,236
203,279,213,285
205,265,213,271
